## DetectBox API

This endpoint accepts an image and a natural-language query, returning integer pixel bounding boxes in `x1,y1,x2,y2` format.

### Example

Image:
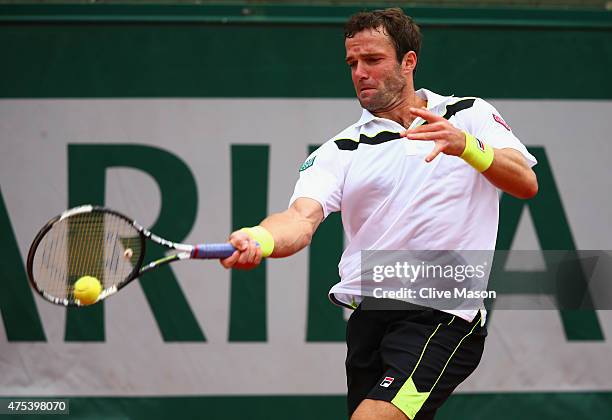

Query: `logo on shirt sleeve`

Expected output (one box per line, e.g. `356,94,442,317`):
493,113,511,131
380,377,395,388
299,156,316,172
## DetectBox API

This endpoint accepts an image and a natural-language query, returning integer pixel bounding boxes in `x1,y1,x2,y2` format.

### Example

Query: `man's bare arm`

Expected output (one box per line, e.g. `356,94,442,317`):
260,198,325,258
220,197,324,269
481,147,538,199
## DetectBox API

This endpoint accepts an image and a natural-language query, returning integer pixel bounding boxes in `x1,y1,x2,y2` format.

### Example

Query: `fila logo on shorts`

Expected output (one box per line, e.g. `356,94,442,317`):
380,377,394,388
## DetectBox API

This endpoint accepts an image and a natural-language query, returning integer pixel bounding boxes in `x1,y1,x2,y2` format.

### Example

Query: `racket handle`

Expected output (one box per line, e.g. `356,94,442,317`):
191,243,236,259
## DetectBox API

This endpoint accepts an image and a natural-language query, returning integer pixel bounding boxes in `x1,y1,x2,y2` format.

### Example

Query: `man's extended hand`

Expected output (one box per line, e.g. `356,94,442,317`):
220,230,263,270
219,198,325,270
403,107,466,162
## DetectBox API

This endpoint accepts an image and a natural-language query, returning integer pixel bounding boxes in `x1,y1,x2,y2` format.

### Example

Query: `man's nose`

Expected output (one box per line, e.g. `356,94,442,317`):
353,62,368,80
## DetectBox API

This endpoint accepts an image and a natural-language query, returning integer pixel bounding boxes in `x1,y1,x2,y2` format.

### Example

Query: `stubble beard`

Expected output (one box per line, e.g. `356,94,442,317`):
359,67,407,113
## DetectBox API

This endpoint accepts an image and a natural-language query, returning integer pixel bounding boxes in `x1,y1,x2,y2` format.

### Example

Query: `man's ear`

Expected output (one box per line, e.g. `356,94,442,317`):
401,51,417,74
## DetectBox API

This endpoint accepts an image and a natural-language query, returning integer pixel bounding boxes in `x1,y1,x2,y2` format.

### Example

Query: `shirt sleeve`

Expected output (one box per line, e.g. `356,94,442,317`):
467,98,537,168
289,141,346,218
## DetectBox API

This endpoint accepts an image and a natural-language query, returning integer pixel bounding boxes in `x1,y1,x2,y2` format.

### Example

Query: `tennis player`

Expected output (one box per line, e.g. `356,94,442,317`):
222,8,538,420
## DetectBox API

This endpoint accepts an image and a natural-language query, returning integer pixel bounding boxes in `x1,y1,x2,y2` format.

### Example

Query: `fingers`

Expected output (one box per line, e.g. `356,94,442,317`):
403,120,447,140
237,238,257,265
409,107,443,122
425,143,443,163
220,230,264,270
220,250,240,269
253,246,263,266
402,121,445,136
405,130,450,141
403,115,466,159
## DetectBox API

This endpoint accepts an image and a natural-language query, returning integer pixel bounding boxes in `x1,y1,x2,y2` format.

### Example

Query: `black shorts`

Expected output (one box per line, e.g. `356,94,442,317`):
346,299,487,420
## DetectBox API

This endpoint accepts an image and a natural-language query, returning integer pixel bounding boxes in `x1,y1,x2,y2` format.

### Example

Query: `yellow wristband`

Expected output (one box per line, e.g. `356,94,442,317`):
240,226,275,258
460,131,494,173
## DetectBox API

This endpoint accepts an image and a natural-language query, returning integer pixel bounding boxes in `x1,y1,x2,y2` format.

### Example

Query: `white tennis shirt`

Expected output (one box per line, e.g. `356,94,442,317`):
289,88,537,322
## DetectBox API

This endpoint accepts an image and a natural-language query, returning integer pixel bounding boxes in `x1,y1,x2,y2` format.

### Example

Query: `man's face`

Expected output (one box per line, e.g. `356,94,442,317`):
345,27,407,112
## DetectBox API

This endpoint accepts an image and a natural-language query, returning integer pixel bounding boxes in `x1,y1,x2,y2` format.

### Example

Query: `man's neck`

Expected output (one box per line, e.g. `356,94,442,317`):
373,92,427,128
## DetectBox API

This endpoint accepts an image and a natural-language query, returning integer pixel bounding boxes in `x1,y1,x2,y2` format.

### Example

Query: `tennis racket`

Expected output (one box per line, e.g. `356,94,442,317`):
27,205,236,307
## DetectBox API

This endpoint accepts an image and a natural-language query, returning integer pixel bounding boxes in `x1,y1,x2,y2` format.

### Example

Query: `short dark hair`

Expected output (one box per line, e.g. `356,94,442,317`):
344,8,422,67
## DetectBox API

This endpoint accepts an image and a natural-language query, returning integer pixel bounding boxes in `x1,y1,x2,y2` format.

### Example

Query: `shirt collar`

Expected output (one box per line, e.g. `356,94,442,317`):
354,88,453,128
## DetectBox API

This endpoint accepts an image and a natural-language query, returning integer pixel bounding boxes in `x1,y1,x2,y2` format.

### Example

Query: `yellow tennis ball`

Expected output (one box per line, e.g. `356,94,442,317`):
73,276,102,305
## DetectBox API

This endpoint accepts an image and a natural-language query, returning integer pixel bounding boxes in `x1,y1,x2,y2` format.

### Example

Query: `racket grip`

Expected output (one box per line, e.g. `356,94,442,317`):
191,243,236,259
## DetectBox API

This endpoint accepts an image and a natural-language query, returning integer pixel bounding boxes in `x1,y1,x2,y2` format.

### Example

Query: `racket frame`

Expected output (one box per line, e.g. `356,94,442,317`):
26,205,194,306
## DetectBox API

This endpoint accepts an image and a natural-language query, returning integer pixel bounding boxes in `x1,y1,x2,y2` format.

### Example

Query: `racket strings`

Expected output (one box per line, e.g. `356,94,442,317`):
32,211,142,302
